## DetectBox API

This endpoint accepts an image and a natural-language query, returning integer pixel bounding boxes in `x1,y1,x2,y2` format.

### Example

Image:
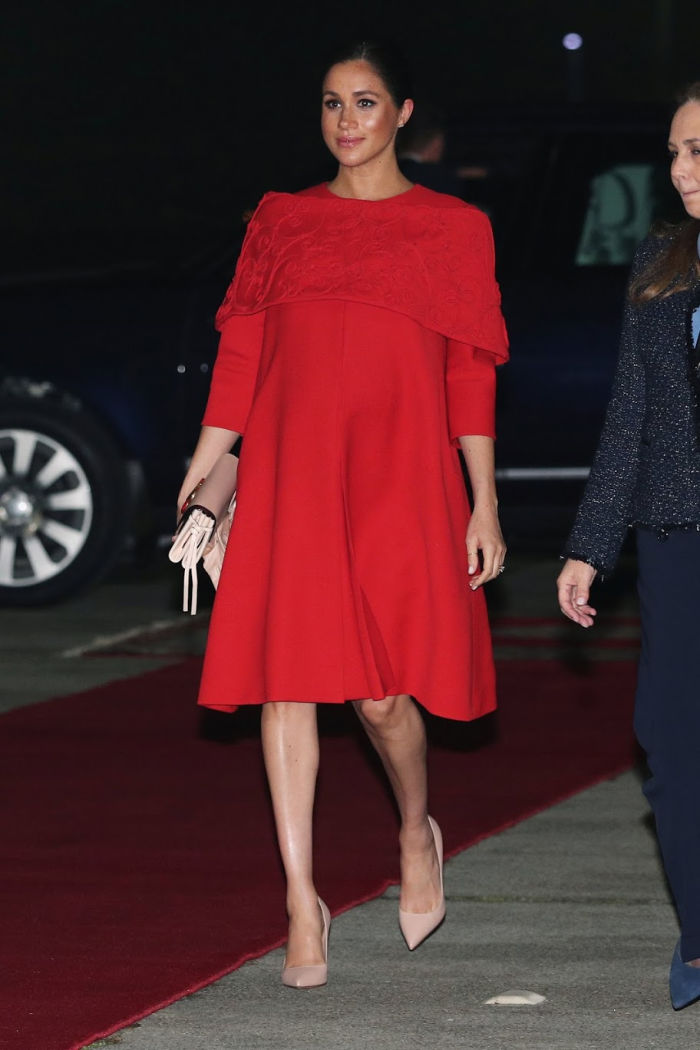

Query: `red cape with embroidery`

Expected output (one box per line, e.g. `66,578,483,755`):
198,183,509,721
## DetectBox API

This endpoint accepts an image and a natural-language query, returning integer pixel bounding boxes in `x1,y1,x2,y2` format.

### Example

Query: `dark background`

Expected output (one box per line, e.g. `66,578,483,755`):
3,0,698,273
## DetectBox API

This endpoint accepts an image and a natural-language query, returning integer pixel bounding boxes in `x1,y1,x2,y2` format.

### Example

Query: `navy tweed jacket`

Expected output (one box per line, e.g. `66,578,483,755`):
564,234,700,573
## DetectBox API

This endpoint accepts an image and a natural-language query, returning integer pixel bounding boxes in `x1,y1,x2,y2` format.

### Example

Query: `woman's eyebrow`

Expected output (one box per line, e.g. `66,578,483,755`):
322,89,381,97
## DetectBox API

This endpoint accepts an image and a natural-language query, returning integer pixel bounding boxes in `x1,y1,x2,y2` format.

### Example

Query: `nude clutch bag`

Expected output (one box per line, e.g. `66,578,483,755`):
169,452,238,614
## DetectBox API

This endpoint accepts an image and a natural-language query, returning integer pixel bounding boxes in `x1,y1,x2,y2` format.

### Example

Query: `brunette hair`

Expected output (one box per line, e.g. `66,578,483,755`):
629,81,700,304
321,39,414,109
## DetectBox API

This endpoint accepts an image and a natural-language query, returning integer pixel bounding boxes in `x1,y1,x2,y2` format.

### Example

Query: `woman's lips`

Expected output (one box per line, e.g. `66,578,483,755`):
337,137,363,148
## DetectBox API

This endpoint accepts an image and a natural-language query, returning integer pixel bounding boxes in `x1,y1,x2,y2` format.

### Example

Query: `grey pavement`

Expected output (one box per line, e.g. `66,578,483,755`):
96,775,689,1050
0,560,204,713
3,550,699,1048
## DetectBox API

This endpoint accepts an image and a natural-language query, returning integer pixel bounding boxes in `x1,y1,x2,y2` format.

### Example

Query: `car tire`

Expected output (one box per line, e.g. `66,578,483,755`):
0,396,130,605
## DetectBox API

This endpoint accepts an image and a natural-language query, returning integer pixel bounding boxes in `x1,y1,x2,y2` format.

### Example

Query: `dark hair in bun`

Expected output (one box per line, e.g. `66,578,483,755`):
321,40,414,108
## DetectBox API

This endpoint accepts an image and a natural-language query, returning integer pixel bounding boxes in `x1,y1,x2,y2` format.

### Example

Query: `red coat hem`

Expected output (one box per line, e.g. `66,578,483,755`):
198,691,497,724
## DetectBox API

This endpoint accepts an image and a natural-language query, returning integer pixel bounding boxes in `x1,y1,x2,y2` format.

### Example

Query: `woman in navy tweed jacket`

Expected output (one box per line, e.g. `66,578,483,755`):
563,234,700,573
558,83,700,1010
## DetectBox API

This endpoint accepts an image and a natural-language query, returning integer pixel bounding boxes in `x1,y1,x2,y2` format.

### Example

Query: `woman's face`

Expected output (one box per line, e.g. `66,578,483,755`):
669,100,700,219
321,60,412,170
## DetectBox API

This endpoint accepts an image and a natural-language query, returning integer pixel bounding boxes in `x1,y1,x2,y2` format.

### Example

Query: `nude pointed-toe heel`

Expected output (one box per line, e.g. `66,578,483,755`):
281,898,331,989
398,816,445,951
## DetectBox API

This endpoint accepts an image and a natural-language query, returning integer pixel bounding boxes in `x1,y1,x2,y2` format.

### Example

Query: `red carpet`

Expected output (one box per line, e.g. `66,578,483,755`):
0,656,637,1050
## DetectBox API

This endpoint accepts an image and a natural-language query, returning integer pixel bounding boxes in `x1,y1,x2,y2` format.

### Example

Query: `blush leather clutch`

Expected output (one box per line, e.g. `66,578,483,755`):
169,452,238,614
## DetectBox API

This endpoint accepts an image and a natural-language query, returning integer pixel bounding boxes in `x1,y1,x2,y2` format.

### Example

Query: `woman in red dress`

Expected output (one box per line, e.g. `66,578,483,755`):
178,41,508,988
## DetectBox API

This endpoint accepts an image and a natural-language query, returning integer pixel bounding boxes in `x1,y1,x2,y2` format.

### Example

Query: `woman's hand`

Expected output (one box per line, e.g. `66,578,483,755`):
557,558,598,627
457,435,505,589
466,503,507,589
176,477,204,523
176,425,240,523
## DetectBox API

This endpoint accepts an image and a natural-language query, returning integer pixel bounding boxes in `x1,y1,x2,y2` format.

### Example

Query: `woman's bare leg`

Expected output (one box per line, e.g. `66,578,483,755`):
353,694,441,913
261,701,324,966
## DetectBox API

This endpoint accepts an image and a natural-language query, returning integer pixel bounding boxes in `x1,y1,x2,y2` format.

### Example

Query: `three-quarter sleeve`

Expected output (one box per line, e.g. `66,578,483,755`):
201,311,265,434
445,340,498,440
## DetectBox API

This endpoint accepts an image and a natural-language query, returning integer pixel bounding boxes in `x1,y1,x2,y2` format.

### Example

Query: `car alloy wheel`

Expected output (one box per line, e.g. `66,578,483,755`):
0,427,94,588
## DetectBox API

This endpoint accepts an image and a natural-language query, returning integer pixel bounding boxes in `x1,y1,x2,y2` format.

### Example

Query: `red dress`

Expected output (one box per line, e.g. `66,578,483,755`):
198,183,508,720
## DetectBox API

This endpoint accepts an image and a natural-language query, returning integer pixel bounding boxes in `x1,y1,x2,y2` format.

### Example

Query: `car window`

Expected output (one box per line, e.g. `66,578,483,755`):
451,120,681,275
575,163,659,266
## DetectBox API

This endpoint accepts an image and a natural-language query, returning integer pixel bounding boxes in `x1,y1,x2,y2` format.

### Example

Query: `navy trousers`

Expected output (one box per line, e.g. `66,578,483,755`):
634,527,700,961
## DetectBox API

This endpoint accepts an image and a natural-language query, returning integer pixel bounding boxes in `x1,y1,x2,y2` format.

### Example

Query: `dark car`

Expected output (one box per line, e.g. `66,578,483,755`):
0,104,681,604
1,255,228,604
449,103,682,535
